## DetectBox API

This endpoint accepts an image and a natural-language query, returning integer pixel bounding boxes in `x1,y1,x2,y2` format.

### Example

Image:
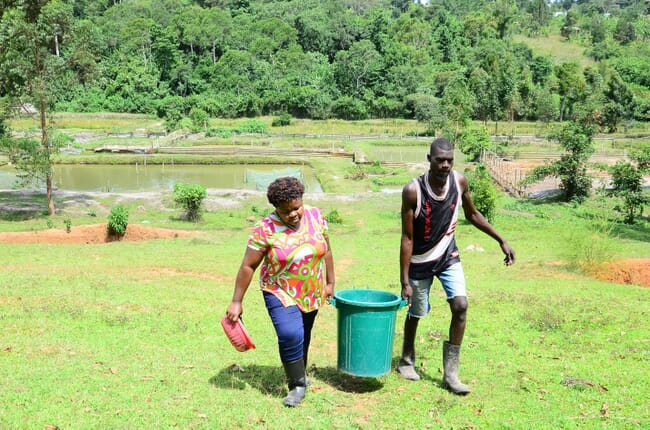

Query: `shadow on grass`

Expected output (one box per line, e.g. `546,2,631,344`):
311,365,384,393
389,356,442,387
0,190,97,221
208,363,388,396
209,364,285,398
0,190,46,221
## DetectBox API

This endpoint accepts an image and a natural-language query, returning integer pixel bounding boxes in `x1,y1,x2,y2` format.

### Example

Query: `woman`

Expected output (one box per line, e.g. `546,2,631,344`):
226,176,335,407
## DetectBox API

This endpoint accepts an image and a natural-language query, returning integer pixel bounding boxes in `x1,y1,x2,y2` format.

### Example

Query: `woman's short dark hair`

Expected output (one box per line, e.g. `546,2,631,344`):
267,176,305,207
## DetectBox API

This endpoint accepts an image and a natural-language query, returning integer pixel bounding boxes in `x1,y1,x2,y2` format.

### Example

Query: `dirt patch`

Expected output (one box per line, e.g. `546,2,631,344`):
0,223,195,244
590,259,650,288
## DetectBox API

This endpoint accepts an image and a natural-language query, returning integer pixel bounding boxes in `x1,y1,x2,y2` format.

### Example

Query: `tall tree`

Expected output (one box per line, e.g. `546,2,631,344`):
441,74,475,138
554,62,586,121
523,121,596,202
333,40,382,97
0,0,73,215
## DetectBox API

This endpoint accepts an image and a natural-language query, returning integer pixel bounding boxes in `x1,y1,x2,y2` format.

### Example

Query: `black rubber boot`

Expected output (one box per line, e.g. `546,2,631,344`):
303,351,311,387
282,359,307,407
397,315,421,381
442,341,471,394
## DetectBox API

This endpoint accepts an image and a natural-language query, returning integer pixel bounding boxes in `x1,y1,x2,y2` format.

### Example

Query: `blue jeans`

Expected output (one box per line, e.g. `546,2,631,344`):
408,262,467,318
263,291,318,363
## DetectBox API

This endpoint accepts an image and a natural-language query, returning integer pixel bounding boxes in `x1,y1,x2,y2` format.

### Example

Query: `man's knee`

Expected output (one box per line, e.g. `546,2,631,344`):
448,296,468,315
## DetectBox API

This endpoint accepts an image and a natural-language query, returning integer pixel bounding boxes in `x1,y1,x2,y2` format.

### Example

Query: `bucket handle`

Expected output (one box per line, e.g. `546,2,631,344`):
328,298,408,309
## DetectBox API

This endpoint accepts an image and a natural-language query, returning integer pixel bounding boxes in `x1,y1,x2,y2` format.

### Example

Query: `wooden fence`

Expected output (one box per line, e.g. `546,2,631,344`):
480,149,532,197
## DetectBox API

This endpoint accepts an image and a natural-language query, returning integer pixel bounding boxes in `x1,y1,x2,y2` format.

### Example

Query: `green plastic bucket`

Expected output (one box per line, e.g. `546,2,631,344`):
330,289,407,377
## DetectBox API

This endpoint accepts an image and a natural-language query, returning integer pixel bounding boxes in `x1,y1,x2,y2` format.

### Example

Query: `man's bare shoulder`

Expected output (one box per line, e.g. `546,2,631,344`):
402,177,418,206
454,170,469,190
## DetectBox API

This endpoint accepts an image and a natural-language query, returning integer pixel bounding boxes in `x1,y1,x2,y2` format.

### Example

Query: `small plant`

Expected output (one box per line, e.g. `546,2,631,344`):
173,182,207,221
271,113,292,127
63,218,72,233
107,205,129,237
46,217,53,229
325,209,343,224
565,229,614,274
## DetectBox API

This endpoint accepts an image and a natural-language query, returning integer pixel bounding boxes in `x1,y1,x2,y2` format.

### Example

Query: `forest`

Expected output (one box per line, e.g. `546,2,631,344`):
0,0,649,132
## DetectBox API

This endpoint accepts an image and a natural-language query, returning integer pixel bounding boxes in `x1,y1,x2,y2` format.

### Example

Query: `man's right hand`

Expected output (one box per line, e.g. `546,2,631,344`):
401,284,413,306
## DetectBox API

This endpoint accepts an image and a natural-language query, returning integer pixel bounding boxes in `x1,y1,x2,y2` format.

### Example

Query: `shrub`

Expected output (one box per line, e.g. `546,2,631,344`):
189,107,209,131
466,164,498,222
325,209,343,224
174,182,207,221
205,127,233,138
271,113,292,127
236,119,268,134
107,205,129,237
64,218,72,233
458,125,492,162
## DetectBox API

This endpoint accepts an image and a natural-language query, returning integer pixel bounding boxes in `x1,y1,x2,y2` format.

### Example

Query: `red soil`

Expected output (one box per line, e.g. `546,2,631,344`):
590,258,650,288
0,223,194,244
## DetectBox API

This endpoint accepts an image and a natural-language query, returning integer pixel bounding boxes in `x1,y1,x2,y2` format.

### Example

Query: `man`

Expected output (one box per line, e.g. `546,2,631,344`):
398,137,515,394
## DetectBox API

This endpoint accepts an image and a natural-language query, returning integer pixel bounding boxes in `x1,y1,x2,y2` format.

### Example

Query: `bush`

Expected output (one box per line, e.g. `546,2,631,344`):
458,125,492,162
236,119,268,134
205,127,233,138
332,96,368,120
465,164,498,223
325,209,343,224
189,107,209,131
107,205,129,237
174,183,207,221
271,113,292,127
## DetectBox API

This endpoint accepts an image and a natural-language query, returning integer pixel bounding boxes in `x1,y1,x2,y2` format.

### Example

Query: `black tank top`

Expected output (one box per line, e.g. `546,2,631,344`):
409,171,462,279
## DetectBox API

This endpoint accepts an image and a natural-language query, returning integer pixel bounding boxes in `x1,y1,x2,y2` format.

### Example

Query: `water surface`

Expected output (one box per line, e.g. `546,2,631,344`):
0,164,322,193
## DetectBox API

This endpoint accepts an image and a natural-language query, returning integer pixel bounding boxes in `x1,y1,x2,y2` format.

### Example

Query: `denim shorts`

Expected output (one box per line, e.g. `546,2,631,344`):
408,262,466,318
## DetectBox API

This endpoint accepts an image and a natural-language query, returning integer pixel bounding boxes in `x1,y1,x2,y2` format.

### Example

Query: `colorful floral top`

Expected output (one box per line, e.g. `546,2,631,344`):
248,205,329,312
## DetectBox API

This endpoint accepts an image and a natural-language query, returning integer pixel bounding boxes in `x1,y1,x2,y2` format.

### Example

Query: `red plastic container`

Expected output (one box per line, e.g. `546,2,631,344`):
221,316,256,352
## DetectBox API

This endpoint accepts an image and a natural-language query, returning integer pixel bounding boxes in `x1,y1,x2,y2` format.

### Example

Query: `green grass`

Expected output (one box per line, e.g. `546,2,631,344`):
513,33,595,68
1,190,649,429
2,113,649,428
8,112,165,134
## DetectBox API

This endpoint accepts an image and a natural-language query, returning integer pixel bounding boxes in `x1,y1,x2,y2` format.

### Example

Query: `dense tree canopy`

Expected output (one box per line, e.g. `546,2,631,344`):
1,0,649,131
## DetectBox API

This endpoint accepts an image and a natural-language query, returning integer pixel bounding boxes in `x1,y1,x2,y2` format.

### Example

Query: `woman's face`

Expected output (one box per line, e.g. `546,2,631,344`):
275,199,304,228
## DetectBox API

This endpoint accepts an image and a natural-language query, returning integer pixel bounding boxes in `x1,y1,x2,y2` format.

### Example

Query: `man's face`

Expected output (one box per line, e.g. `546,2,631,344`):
427,146,454,182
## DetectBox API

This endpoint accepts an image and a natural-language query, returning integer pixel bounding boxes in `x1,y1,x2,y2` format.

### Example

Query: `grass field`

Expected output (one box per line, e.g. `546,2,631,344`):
512,34,595,69
1,112,649,428
1,187,649,429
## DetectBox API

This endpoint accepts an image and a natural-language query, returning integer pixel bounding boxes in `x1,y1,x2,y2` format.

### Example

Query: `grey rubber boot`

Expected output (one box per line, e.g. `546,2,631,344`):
282,359,307,407
397,316,421,381
442,341,471,394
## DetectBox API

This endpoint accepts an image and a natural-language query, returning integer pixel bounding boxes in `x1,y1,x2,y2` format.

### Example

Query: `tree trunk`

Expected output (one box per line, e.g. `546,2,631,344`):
39,87,54,216
46,174,55,215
